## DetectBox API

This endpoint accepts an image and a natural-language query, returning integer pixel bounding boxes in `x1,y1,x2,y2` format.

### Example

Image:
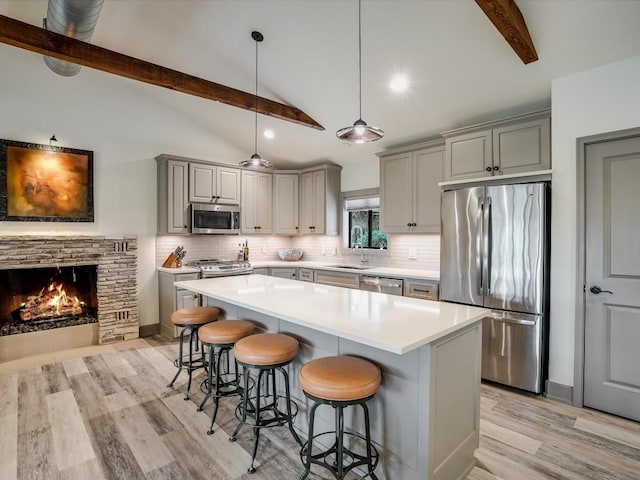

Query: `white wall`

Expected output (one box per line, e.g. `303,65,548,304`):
550,54,640,386
0,45,246,327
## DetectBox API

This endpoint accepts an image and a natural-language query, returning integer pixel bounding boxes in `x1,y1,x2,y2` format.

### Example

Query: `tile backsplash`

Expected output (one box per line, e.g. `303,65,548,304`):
156,233,439,272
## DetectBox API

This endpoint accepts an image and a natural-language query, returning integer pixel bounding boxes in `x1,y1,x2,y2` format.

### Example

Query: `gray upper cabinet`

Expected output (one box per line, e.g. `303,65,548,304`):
379,142,444,233
241,170,273,234
299,165,341,235
189,163,241,204
444,130,492,180
274,173,300,235
492,117,551,175
442,110,551,182
156,155,189,234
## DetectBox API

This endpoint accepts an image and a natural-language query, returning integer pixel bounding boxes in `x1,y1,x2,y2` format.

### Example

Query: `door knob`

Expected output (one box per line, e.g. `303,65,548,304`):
590,286,613,294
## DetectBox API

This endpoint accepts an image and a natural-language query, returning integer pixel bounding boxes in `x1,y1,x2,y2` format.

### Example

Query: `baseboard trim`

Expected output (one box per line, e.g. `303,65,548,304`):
545,380,574,405
139,324,160,338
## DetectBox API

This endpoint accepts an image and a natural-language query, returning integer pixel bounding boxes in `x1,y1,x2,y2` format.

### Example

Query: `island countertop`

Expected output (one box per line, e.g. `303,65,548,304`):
174,274,488,355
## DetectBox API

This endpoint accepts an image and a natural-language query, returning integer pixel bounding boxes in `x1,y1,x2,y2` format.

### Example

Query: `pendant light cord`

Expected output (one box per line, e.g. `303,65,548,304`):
254,37,259,154
358,0,362,120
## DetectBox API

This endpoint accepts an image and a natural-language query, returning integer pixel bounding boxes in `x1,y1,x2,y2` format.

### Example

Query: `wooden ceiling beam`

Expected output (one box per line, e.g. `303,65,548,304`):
475,0,538,64
0,14,324,130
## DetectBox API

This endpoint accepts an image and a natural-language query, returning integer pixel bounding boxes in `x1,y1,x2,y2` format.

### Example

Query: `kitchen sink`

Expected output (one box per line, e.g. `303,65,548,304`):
325,264,373,270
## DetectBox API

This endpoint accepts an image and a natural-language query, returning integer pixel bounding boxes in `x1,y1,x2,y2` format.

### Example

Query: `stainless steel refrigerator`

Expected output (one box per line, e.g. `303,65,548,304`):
440,183,549,393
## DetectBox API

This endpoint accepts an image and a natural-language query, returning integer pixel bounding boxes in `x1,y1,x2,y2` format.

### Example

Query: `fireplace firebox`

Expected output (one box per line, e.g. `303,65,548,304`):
0,265,98,336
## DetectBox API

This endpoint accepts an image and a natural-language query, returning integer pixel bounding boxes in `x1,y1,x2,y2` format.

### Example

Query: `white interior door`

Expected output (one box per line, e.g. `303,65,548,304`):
584,136,640,421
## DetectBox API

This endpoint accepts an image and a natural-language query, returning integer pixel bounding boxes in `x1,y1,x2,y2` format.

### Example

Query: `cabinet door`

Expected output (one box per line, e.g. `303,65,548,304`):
255,172,273,233
216,166,241,204
274,174,300,235
493,117,551,175
167,160,190,233
380,152,413,233
177,289,200,309
444,129,492,181
241,170,258,233
300,172,315,233
311,170,326,234
189,163,216,203
413,147,444,233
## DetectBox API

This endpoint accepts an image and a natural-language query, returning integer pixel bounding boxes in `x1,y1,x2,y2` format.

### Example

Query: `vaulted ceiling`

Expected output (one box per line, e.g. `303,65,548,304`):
2,0,640,169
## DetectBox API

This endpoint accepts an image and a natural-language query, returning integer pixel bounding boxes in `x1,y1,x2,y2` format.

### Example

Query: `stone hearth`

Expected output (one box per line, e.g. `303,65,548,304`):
0,235,138,344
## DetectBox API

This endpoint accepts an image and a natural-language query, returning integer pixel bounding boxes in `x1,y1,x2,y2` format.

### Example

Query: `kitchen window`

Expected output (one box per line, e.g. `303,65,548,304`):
345,193,387,249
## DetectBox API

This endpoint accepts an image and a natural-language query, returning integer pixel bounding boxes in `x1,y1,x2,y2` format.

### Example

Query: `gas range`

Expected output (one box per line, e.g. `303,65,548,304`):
185,259,253,278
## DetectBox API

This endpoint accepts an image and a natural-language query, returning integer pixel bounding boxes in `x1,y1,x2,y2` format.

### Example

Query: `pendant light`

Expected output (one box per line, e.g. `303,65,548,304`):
240,31,272,169
336,0,384,143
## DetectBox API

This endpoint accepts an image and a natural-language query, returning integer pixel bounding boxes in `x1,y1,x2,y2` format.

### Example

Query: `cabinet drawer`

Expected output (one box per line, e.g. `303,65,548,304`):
314,270,360,289
176,273,199,282
298,268,314,282
404,280,439,301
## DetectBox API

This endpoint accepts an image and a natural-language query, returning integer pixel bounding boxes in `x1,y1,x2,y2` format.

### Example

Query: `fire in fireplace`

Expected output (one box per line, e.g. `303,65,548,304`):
0,265,98,336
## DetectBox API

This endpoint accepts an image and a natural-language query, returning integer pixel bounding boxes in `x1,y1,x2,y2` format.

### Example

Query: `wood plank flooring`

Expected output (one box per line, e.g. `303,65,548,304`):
1,337,639,480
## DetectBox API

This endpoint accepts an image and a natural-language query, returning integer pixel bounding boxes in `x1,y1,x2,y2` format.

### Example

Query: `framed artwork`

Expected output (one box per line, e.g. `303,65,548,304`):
0,139,94,222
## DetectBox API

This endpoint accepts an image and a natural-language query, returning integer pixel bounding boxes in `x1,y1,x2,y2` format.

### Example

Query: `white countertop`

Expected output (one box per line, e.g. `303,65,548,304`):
250,260,440,281
175,274,487,355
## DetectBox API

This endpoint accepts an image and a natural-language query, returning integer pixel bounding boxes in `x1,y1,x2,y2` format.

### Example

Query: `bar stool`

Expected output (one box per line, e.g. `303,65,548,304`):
168,306,220,400
197,319,256,435
298,356,381,480
229,332,303,474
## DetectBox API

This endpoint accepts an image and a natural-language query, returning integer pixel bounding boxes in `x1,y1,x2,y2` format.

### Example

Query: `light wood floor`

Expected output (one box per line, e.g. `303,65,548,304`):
1,336,639,480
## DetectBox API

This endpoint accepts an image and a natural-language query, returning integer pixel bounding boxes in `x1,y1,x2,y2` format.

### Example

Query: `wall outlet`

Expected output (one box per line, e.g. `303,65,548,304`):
322,246,327,256
332,247,338,256
262,245,267,254
408,247,418,260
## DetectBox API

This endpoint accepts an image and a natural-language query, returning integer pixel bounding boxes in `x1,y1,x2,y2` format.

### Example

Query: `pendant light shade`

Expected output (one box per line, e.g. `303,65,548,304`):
240,30,272,169
336,0,384,143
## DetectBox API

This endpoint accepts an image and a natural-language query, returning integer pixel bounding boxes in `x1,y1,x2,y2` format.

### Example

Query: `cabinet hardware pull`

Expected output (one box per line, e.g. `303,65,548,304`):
493,165,499,171
485,166,492,172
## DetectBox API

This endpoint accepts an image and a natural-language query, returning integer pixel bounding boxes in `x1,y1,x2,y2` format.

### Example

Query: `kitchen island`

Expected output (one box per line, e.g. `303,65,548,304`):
174,274,488,480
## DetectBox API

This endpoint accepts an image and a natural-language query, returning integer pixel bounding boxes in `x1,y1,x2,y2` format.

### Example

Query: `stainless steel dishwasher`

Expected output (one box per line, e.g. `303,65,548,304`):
360,276,403,296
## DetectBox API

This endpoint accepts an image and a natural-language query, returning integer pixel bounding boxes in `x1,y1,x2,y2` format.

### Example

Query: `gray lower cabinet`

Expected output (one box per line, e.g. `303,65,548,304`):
270,267,297,280
442,109,551,181
252,267,269,275
314,270,360,289
404,279,439,301
158,271,200,339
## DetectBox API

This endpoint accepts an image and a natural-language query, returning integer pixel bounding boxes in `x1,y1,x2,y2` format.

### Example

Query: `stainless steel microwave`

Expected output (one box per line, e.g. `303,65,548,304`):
191,203,240,234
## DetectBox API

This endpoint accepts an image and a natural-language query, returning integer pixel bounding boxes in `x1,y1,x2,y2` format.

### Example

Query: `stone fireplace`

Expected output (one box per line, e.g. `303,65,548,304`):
0,235,138,361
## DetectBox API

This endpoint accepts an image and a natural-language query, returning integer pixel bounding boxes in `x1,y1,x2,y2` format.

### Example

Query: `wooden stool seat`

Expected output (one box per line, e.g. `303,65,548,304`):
171,306,220,326
234,333,299,366
198,320,255,345
299,356,381,402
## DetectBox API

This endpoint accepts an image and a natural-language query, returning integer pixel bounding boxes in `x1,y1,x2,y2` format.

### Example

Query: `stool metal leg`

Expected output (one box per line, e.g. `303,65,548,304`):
207,347,225,435
299,400,320,480
280,366,303,446
362,402,379,480
167,327,185,387
247,369,265,474
185,329,195,400
229,364,250,442
197,344,215,412
336,405,345,478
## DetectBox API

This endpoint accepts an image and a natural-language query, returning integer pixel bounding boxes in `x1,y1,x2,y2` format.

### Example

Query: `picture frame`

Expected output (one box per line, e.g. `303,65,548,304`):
0,138,94,222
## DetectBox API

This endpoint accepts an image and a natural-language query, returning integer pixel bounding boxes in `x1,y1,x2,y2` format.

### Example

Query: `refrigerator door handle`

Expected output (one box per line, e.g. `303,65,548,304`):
476,199,484,296
483,197,492,294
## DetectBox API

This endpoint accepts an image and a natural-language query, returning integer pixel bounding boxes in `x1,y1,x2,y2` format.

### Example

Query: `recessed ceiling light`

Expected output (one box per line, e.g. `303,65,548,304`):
389,73,409,93
263,129,275,139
